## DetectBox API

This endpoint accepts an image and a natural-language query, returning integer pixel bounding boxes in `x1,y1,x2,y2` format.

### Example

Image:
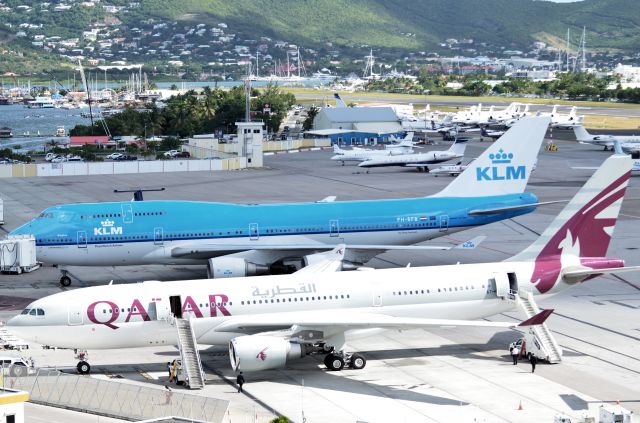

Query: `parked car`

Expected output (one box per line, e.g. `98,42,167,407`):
113,155,138,161
163,150,179,158
50,156,67,163
66,155,83,162
174,151,190,158
106,152,124,160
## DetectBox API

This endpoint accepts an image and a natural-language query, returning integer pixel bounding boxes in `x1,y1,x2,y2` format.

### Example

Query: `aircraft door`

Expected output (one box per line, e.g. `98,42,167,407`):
77,231,87,248
439,215,449,232
121,203,134,224
249,223,259,240
329,220,340,237
373,291,382,307
68,306,83,325
494,272,512,299
169,295,182,318
154,227,164,245
147,301,157,320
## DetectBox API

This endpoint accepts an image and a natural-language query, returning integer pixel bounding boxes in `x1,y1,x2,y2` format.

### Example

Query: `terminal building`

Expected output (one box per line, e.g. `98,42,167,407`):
307,107,404,145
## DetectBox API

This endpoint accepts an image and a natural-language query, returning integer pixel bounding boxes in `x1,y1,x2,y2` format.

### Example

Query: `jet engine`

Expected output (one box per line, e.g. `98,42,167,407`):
207,257,269,278
229,335,306,372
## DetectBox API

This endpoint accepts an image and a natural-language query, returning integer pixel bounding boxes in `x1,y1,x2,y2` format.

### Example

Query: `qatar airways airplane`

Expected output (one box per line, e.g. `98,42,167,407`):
7,154,636,375
11,117,551,286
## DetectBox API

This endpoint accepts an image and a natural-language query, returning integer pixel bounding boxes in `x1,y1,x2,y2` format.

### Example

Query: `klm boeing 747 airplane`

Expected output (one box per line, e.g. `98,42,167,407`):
11,117,551,286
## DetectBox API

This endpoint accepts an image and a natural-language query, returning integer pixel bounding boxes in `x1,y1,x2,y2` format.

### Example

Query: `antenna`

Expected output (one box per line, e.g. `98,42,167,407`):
565,28,570,72
77,59,95,132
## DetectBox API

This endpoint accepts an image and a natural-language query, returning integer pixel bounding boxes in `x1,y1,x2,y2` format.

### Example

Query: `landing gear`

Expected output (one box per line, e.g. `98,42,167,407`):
77,361,90,374
323,351,366,371
324,353,345,371
60,269,71,287
75,349,90,374
349,354,366,370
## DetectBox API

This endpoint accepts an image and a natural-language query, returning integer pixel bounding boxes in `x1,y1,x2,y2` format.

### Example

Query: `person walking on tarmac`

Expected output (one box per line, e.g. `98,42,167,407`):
511,345,520,365
236,372,245,393
529,354,537,373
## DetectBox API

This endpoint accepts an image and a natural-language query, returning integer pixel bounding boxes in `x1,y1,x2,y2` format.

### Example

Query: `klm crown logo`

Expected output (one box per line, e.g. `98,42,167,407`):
489,149,513,164
476,149,526,181
101,219,115,227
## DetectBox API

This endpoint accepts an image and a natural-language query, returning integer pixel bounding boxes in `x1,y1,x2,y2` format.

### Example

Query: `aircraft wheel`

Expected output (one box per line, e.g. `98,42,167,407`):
349,354,366,370
324,354,344,371
60,276,72,287
77,361,90,374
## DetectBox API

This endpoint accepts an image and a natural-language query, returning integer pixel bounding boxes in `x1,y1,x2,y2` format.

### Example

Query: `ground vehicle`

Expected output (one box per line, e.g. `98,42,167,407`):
509,328,559,363
45,153,59,161
106,152,124,160
66,155,83,162
174,151,190,158
50,156,67,163
163,150,179,158
0,355,32,377
113,155,138,161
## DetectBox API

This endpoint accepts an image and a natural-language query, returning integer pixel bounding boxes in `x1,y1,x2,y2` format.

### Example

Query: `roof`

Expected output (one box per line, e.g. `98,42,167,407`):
69,136,112,145
318,107,399,123
305,129,356,136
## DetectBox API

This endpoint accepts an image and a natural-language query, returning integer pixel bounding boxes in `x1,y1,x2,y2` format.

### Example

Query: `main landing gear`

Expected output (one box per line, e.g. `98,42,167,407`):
75,349,90,374
60,269,72,287
323,351,367,371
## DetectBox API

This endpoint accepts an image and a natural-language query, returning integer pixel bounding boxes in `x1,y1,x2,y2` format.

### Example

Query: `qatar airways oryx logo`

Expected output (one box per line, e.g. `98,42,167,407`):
256,348,268,361
476,149,526,181
94,219,123,236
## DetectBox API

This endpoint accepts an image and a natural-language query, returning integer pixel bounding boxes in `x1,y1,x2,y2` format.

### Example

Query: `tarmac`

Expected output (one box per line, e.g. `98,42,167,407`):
0,130,639,422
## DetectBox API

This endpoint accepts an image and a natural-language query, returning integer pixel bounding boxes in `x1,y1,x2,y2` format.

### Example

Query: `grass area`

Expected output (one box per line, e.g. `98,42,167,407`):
283,88,640,110
582,115,640,130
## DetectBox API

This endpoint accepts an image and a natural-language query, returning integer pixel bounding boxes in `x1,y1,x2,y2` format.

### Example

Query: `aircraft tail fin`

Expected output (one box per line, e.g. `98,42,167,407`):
432,116,550,198
508,154,632,293
448,139,467,156
334,93,347,108
572,125,592,141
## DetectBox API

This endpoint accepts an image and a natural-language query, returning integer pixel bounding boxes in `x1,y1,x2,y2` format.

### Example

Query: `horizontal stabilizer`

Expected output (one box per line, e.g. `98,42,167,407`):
562,265,640,284
518,309,554,327
468,200,567,216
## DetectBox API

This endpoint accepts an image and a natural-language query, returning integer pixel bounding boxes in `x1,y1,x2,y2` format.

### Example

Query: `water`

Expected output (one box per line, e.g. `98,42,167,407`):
0,105,92,153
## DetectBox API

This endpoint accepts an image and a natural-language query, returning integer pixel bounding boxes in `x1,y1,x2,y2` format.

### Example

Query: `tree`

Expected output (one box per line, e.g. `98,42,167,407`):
303,106,319,131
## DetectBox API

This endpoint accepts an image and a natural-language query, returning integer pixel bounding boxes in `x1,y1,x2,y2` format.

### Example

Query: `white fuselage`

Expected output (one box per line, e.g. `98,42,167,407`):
7,260,550,350
358,151,461,168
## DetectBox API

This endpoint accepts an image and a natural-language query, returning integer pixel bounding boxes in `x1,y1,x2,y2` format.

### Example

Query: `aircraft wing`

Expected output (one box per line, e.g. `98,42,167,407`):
214,309,553,334
170,236,485,258
467,200,567,215
562,266,640,284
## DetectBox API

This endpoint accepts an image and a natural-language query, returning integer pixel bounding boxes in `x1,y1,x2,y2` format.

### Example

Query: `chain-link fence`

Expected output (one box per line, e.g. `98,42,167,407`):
5,368,229,422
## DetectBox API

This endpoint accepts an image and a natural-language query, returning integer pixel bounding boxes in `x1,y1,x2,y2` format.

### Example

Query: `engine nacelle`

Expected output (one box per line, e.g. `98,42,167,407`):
229,335,305,372
207,257,269,278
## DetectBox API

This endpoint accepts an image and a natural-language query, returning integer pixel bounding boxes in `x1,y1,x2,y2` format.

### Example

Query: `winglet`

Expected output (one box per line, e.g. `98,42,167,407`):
518,309,554,326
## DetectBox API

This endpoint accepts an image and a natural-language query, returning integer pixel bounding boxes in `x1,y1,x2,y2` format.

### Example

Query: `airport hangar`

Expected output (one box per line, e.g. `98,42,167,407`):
307,106,404,145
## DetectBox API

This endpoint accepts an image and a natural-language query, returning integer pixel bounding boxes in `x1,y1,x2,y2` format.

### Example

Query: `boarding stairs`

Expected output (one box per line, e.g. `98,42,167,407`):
515,290,563,363
175,317,206,389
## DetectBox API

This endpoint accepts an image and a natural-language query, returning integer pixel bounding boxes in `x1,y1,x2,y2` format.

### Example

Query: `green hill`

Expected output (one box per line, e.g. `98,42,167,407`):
136,0,640,50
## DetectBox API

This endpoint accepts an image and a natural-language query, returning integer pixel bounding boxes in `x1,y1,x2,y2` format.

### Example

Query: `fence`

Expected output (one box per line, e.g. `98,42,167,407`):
0,157,247,178
5,368,229,422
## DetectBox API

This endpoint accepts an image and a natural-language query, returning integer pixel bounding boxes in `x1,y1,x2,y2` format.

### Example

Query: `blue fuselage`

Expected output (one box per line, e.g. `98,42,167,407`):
11,193,537,266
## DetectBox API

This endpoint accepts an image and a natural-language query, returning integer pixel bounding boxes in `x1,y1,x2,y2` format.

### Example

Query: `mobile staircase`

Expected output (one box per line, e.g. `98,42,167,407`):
515,290,563,363
175,317,206,389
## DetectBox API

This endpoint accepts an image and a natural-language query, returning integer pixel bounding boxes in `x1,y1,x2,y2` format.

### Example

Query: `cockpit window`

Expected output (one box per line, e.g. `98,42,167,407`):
21,309,30,315
38,212,53,219
37,309,45,316
29,309,37,316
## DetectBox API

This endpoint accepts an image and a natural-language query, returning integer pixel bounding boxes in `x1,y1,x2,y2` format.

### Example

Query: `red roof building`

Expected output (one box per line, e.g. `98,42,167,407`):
69,136,113,147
